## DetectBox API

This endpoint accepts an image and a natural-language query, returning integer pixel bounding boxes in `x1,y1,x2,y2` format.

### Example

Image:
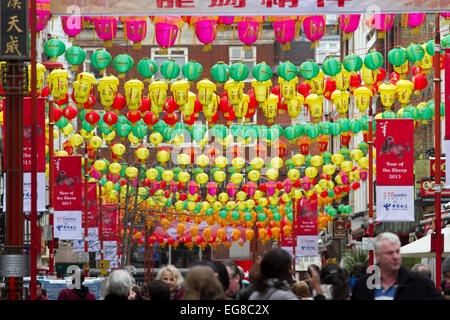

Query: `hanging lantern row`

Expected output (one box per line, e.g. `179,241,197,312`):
55,13,450,51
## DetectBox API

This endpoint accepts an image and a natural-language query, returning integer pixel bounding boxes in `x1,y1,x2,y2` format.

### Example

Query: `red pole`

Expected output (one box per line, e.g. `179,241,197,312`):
433,13,443,289
368,98,374,267
292,199,297,273
48,96,55,275
84,151,89,278
29,0,37,300
98,182,104,261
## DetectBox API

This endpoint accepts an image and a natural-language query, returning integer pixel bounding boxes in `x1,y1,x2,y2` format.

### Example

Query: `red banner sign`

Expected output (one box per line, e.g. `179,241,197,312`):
82,182,99,228
296,197,318,236
376,119,414,186
445,49,450,140
430,157,446,177
2,97,46,172
54,156,82,211
102,204,119,241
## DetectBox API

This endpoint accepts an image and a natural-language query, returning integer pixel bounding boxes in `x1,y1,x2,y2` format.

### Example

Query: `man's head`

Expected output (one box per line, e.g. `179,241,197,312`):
147,280,170,300
374,232,402,274
36,281,43,297
411,263,432,278
223,260,241,297
443,257,450,285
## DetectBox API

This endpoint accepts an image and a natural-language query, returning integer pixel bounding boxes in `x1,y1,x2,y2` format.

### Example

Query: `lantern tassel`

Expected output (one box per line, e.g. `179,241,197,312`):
411,26,420,35
232,22,236,41
295,20,301,40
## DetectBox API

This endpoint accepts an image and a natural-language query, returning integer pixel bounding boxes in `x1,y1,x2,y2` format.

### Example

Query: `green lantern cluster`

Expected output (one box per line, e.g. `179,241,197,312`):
113,54,134,77
90,49,112,73
299,60,320,80
277,61,298,81
44,38,66,61
322,57,342,76
137,58,158,81
160,59,180,80
65,46,86,71
252,62,273,82
211,62,230,84
182,60,203,81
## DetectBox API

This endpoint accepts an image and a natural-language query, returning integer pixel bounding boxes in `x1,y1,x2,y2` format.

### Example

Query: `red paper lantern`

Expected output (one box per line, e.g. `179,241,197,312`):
111,93,126,112
350,73,362,88
277,141,288,158
55,93,69,106
83,94,96,109
412,74,428,95
103,111,118,127
62,105,78,120
143,111,158,127
85,111,100,125
183,112,199,125
297,82,312,97
232,145,244,158
389,71,400,85
376,67,387,83
126,110,141,124
53,107,63,122
223,106,237,124
163,112,179,126
259,183,267,193
40,86,49,98
164,97,178,113
147,236,156,245
139,97,151,114
412,65,423,76
323,77,337,100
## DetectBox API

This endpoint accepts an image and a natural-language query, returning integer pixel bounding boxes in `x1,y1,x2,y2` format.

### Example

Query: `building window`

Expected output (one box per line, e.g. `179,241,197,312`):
151,48,188,81
229,46,257,82
315,41,339,65
84,48,104,80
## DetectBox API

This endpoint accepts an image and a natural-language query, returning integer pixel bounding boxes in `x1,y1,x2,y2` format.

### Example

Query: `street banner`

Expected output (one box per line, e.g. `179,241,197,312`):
1,0,29,59
52,0,449,15
376,119,414,186
297,235,319,257
2,97,46,172
54,156,82,211
102,205,120,241
54,210,83,240
2,172,46,212
376,185,415,222
445,48,450,140
73,227,100,252
95,241,119,261
296,196,318,236
81,182,99,228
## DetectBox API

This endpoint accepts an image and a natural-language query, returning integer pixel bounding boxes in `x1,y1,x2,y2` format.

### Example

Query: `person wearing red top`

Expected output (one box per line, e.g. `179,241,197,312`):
36,281,49,300
57,271,96,300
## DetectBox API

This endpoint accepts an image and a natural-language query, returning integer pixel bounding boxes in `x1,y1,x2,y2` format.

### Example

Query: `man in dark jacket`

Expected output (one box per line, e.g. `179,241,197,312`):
352,232,445,300
57,270,96,300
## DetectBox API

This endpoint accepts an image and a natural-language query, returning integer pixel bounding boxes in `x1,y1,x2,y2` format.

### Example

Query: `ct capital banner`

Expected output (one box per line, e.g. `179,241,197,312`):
54,211,83,240
376,185,415,222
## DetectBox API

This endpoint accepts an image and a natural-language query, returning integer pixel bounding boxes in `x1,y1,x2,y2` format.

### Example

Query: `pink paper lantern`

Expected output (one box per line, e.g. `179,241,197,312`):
120,17,148,49
272,16,298,51
218,16,235,31
266,181,277,196
339,14,360,40
152,16,184,54
366,14,395,39
283,178,293,193
61,16,83,41
33,0,51,33
207,182,218,197
191,17,218,51
303,16,326,49
246,182,257,198
235,16,264,50
93,16,118,47
404,13,426,35
227,182,238,198
169,180,179,193
188,180,199,195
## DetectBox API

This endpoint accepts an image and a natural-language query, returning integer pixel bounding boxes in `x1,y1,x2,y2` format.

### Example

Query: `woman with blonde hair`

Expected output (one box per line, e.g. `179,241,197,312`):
292,281,313,300
155,264,184,300
183,266,224,300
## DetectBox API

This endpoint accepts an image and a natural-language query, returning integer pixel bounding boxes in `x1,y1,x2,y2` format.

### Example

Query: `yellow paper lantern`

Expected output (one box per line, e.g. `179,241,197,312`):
340,160,353,172
214,156,228,168
213,170,226,183
305,166,318,178
323,164,336,176
93,160,106,172
218,192,229,203
254,190,263,200
354,86,373,113
102,131,115,143
146,168,159,181
293,189,303,200
162,170,175,182
258,197,268,207
135,147,150,162
358,157,369,169
266,168,279,181
350,149,363,162
89,135,103,149
250,157,265,170
331,153,344,166
111,143,126,158
125,166,138,178
149,132,163,146
248,170,261,182
378,82,397,110
292,153,306,167
270,157,284,169
310,155,323,167
55,150,68,156
80,129,94,140
72,72,98,107
70,133,83,147
196,154,210,168
178,171,190,183
157,149,171,165
232,157,246,170
148,80,168,113
236,191,247,201
246,199,255,210
124,79,144,111
109,162,121,175
287,168,300,180
231,173,244,185
196,172,209,185
177,153,191,167
60,124,74,136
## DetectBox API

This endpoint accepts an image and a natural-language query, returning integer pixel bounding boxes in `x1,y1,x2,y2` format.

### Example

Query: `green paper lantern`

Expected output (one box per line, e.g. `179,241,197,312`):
182,60,203,81
113,54,134,77
442,34,450,49
44,38,66,61
132,125,147,139
252,62,273,82
231,211,241,221
243,212,253,221
65,46,86,70
116,122,132,138
349,118,361,134
343,54,363,73
257,213,267,222
364,51,384,70
329,122,342,136
406,44,425,63
137,58,158,80
284,126,297,141
299,60,320,80
337,118,351,132
388,47,407,67
305,123,319,139
318,121,331,135
211,125,229,139
160,59,180,80
90,49,112,72
322,57,342,76
273,213,282,221
230,62,249,81
81,120,96,132
211,62,230,84
277,61,298,81
56,117,69,129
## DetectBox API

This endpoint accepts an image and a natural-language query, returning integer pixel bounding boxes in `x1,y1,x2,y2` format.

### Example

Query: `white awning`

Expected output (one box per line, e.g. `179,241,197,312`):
400,226,450,258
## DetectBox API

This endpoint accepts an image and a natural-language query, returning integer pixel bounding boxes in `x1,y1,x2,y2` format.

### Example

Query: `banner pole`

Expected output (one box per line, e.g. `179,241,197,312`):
368,97,374,267
433,13,443,289
84,148,89,278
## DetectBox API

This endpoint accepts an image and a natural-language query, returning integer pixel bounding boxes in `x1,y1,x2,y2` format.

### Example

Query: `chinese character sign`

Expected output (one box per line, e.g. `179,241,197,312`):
54,156,82,211
1,0,29,59
376,119,414,186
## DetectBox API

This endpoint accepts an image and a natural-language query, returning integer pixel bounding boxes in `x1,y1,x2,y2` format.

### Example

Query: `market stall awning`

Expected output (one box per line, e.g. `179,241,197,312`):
400,226,450,258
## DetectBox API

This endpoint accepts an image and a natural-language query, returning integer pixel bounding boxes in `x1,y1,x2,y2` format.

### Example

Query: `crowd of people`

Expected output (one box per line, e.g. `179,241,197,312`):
43,232,450,301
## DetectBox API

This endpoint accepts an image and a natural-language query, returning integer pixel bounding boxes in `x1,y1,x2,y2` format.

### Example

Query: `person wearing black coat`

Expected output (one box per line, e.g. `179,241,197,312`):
352,265,445,300
351,232,445,300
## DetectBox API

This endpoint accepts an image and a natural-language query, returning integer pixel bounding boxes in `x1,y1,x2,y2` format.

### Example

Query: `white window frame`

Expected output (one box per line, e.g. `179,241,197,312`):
228,46,257,83
150,47,188,81
314,41,340,65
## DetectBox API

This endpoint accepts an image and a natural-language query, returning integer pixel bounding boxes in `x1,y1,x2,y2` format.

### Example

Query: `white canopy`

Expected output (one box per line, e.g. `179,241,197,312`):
400,226,450,258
